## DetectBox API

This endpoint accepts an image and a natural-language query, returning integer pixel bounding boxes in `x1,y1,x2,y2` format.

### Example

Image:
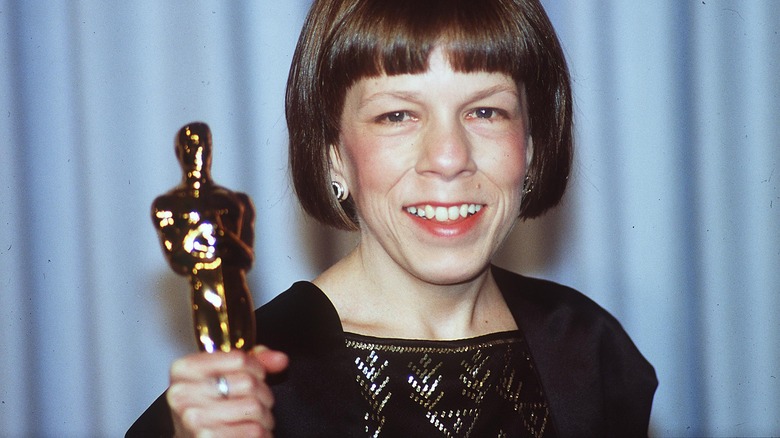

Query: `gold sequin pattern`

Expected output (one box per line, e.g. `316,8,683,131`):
354,349,392,436
346,332,554,437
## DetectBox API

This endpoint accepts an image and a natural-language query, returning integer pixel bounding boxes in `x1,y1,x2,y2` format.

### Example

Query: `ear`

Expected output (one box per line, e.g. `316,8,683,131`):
328,144,348,184
526,135,534,168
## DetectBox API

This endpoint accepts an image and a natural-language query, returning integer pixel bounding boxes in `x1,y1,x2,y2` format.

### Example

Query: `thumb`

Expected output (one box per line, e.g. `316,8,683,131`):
251,345,289,374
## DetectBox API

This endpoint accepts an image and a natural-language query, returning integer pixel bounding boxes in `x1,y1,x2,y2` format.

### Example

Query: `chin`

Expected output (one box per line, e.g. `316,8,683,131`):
410,261,491,286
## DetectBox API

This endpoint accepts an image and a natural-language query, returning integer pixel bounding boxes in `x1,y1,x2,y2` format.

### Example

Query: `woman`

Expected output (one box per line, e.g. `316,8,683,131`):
129,0,657,436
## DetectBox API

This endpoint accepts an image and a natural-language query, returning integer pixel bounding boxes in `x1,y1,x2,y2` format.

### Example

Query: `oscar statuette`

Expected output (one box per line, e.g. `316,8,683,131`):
151,122,256,352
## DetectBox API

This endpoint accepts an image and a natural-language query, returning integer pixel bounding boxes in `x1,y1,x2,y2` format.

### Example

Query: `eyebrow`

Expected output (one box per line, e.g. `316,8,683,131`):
359,83,519,111
468,83,520,103
358,90,422,111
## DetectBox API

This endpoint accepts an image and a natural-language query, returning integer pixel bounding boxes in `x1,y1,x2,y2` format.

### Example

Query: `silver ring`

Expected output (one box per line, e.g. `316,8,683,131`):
216,375,229,399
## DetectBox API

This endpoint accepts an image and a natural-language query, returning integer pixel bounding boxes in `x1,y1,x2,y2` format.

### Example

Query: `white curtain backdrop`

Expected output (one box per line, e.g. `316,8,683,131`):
1,1,777,436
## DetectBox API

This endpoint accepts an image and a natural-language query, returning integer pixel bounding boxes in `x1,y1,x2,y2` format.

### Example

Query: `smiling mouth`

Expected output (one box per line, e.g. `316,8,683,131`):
405,203,483,222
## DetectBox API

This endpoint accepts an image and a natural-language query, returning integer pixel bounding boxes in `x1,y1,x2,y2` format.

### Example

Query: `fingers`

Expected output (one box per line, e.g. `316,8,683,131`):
167,372,275,408
167,347,285,437
179,397,275,432
175,417,271,438
170,350,254,380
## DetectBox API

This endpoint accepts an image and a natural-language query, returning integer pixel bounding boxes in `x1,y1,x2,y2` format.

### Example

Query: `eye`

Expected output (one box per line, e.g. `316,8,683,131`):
377,111,415,124
468,108,505,120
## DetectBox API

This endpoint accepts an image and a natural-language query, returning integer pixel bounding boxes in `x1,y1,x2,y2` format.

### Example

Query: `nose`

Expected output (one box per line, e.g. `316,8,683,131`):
415,119,476,180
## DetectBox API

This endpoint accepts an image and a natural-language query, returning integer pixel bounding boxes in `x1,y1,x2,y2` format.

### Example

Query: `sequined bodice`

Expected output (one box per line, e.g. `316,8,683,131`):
345,331,554,437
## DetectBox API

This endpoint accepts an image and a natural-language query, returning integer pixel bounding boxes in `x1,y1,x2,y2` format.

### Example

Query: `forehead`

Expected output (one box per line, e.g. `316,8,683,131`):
347,49,520,104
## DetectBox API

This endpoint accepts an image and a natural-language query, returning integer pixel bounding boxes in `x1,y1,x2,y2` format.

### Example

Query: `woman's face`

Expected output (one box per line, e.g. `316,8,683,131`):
332,49,529,286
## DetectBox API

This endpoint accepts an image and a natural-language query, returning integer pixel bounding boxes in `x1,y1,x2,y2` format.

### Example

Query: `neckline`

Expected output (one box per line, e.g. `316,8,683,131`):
343,329,522,346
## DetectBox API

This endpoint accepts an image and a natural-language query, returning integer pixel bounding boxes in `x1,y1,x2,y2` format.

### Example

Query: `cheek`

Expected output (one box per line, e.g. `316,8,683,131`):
482,134,528,189
339,135,402,196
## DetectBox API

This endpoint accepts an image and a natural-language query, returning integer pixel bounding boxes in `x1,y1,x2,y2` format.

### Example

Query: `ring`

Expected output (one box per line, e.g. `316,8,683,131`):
216,376,230,399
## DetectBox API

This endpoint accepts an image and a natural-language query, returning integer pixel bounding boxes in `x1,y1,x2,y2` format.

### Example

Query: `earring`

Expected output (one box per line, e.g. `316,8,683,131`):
331,181,348,202
522,176,533,197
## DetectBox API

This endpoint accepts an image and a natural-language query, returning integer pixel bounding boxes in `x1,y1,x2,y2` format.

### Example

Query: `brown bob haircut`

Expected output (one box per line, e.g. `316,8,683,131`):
286,0,572,231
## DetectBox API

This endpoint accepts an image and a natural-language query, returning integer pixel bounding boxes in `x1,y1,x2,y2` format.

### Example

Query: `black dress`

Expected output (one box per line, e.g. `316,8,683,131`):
127,266,657,437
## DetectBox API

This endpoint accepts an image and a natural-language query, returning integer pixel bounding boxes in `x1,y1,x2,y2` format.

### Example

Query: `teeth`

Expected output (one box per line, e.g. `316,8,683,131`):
448,206,460,220
405,203,484,222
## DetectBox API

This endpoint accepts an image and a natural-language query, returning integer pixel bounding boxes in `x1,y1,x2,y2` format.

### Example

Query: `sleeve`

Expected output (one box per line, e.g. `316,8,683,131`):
598,315,658,437
492,266,657,437
124,392,174,438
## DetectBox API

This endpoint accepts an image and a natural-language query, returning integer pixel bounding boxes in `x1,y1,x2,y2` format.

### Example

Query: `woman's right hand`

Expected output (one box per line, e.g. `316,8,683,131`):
166,345,289,438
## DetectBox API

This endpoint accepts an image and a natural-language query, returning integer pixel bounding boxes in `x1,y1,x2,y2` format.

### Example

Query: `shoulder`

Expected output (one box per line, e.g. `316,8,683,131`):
254,281,344,355
256,281,335,321
492,265,657,436
492,265,625,335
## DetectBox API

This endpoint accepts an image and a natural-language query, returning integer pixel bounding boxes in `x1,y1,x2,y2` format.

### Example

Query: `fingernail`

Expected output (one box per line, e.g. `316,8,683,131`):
251,345,269,355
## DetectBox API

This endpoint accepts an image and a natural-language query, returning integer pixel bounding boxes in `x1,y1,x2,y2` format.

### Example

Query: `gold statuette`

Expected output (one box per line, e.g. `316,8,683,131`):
152,122,256,352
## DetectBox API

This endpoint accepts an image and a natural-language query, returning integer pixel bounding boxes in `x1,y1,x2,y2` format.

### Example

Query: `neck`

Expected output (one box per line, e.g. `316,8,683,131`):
316,246,513,340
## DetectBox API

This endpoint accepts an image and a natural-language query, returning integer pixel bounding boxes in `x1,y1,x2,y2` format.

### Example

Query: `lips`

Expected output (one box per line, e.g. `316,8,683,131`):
405,203,483,222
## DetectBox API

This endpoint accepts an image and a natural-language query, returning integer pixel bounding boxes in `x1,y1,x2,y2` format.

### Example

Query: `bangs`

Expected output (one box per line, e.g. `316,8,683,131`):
325,0,536,87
